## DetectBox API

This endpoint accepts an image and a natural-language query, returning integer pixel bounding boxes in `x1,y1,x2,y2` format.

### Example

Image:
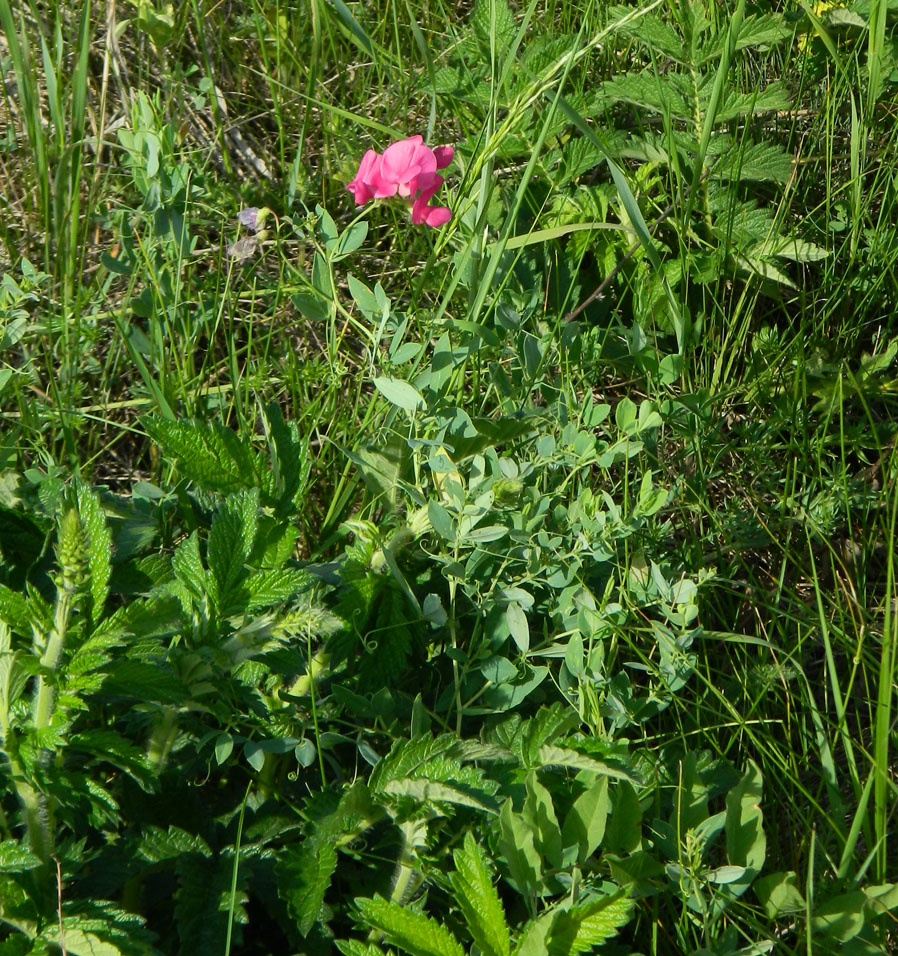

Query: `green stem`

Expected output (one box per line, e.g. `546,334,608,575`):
147,706,179,769
33,588,73,733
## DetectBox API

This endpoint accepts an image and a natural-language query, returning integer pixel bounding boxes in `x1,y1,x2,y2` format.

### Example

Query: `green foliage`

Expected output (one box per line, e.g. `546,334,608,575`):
1,0,897,952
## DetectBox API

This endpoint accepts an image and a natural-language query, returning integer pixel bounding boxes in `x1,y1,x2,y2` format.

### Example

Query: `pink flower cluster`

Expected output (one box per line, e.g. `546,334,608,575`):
347,135,453,228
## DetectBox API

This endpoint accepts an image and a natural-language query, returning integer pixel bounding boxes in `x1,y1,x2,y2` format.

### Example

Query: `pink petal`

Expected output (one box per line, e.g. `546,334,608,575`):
433,145,454,169
346,149,380,204
411,192,452,227
381,136,436,194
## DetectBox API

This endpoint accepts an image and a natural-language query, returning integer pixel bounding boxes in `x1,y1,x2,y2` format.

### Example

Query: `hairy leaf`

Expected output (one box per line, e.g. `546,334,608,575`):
450,833,510,956
356,896,465,956
76,483,112,624
277,839,338,936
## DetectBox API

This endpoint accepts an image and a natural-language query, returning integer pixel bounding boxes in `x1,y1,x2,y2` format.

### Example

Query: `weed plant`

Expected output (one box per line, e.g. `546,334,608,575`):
1,0,897,954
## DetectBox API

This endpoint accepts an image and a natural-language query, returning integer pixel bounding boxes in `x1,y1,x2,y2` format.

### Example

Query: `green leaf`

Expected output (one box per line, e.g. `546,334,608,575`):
0,585,30,630
811,891,868,942
536,745,640,784
754,871,805,918
0,841,43,872
498,798,542,896
471,0,518,59
336,944,388,956
40,930,123,956
450,833,510,956
242,568,309,612
546,892,634,954
725,760,765,890
207,490,259,613
75,483,112,624
143,416,259,493
561,775,609,863
523,772,562,870
373,376,425,414
172,532,207,602
506,603,530,654
138,825,212,863
277,839,338,936
355,896,465,956
381,778,495,812
512,912,555,956
333,220,368,260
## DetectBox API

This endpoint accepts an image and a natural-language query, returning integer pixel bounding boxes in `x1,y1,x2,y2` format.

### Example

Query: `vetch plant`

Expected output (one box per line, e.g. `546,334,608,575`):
347,135,454,226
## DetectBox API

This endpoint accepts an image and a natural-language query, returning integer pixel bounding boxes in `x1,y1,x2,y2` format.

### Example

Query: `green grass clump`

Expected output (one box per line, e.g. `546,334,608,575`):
1,0,897,953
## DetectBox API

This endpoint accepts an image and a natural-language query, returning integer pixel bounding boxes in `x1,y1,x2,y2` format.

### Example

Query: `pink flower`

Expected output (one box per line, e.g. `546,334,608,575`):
346,136,453,227
347,149,381,204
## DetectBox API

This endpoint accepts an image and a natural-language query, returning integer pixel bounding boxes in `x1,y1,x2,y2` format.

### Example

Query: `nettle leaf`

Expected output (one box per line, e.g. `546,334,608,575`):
471,0,518,60
700,13,790,62
138,825,212,863
0,841,43,872
174,854,238,955
450,833,511,956
336,943,389,956
615,13,686,62
242,568,309,612
0,585,30,632
708,139,794,184
536,746,641,784
260,401,309,514
594,72,692,120
546,892,634,954
143,416,259,494
172,532,207,603
277,838,338,936
382,778,495,813
207,489,259,613
715,84,789,123
74,484,112,624
355,896,465,956
368,735,460,791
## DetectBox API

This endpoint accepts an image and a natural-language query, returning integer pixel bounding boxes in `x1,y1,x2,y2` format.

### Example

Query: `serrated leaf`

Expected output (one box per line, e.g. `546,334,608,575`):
143,416,259,493
40,929,123,956
242,568,309,612
356,896,465,956
172,532,207,603
368,735,460,792
207,490,259,614
450,833,510,956
336,944,389,956
138,825,212,863
709,140,794,184
277,839,338,936
471,0,517,59
0,585,32,631
75,484,112,623
536,745,640,783
0,841,43,872
381,778,495,812
546,892,634,954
